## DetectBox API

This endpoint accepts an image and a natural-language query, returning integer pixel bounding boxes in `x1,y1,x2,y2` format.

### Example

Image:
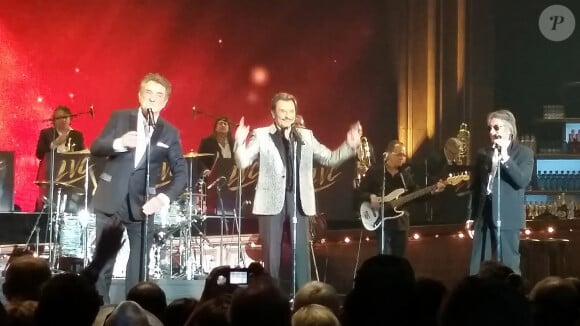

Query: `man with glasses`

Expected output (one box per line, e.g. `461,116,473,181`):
34,105,86,211
465,109,533,274
358,140,445,257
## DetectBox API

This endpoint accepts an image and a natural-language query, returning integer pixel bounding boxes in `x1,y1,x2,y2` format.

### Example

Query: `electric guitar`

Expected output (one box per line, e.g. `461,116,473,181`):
359,173,470,231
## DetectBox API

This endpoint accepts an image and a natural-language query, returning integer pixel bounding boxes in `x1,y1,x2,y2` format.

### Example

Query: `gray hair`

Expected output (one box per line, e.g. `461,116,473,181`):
487,109,518,141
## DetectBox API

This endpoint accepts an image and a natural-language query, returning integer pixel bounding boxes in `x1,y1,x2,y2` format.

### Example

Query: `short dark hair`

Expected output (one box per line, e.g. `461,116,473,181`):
53,105,72,120
385,140,404,153
270,92,297,112
139,73,172,98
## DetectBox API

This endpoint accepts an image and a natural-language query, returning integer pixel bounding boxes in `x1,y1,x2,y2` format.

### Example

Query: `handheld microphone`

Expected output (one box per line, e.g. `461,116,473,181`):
146,108,156,127
207,176,227,189
290,124,304,145
383,152,388,161
89,105,94,119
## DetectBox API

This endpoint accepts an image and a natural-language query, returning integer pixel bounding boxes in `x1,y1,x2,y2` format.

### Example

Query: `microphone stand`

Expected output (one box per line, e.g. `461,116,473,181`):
235,166,244,266
139,109,155,282
216,179,227,266
496,148,502,262
46,127,61,271
380,160,386,254
290,129,300,298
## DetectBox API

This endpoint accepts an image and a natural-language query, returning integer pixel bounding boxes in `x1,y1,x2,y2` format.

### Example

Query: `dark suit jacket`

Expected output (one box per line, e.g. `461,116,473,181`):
90,109,187,221
35,128,85,159
469,142,534,230
197,135,234,172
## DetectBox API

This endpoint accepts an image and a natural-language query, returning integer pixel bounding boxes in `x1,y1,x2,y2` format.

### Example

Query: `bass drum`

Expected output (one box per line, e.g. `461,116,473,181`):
154,201,186,231
59,212,96,259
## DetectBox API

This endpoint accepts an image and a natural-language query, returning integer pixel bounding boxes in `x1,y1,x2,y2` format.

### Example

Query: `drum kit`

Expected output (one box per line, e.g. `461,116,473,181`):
28,148,93,272
149,150,215,280
29,148,222,279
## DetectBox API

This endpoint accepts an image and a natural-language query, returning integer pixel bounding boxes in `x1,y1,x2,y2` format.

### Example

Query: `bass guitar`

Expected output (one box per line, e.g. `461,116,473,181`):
359,173,470,231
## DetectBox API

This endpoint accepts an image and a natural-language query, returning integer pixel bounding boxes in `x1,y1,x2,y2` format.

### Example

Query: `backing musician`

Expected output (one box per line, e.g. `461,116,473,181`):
357,140,444,257
34,105,86,211
197,116,235,178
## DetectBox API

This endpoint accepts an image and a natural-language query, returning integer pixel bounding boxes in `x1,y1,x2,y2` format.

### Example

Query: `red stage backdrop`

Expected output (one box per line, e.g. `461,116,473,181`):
0,0,394,218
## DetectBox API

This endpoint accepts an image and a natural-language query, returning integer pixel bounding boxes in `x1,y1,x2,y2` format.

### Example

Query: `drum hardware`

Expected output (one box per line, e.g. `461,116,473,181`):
183,151,215,159
28,148,93,273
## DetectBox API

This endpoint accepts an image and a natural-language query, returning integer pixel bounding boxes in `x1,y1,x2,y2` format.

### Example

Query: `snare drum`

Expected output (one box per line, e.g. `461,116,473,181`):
59,213,96,258
154,201,185,230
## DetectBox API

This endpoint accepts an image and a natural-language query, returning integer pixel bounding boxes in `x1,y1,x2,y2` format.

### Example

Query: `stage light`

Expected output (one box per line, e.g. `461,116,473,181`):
320,238,326,244
250,65,269,86
457,232,465,239
435,234,439,238
74,67,80,73
69,93,74,99
37,96,43,103
548,226,555,234
412,233,420,240
344,236,351,244
524,229,532,236
365,236,370,242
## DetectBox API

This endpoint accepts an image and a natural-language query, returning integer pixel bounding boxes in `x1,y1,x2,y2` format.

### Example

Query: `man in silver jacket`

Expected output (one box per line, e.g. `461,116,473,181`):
234,92,361,292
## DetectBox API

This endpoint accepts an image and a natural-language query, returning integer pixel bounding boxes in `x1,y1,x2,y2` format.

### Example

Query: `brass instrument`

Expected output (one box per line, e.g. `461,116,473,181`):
456,123,470,166
354,136,372,188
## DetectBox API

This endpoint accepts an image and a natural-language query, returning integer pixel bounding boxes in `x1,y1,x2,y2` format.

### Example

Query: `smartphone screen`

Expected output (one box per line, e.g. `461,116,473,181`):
229,270,248,285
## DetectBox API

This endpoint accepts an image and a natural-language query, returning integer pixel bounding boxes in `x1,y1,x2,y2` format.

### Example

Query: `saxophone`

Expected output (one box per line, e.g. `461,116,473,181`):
354,136,372,188
456,123,470,166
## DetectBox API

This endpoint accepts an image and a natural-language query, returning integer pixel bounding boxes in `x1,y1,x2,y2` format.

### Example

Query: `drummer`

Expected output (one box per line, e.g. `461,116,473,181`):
197,116,234,177
34,105,86,211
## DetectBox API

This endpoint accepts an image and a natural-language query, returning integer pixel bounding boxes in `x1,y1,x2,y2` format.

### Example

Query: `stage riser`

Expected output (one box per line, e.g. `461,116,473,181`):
0,215,578,296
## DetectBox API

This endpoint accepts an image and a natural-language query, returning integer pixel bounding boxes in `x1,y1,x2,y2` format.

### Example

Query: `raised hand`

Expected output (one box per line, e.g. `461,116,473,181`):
346,121,362,149
235,116,250,143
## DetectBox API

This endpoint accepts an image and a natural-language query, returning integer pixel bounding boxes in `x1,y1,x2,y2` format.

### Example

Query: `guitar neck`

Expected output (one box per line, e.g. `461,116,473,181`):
389,185,436,208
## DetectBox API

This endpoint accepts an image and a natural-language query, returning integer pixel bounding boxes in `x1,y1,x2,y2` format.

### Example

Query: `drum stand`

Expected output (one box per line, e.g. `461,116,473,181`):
80,154,91,268
174,177,209,280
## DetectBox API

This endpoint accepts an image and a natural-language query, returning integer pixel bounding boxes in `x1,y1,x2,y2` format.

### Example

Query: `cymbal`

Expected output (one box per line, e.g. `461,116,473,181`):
34,180,84,194
183,151,215,158
60,149,91,155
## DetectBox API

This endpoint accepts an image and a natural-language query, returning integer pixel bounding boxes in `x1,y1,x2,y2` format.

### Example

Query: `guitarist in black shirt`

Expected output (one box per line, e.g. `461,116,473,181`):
358,140,445,257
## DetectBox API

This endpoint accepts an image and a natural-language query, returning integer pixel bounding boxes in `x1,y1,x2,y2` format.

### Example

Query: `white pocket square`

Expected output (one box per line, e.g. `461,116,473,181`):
156,142,169,148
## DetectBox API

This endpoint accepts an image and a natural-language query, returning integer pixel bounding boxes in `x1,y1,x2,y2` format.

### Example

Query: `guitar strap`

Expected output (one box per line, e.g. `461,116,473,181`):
399,171,407,190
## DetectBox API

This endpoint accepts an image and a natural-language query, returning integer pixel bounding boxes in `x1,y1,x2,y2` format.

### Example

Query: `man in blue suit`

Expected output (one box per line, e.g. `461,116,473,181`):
91,73,187,303
466,109,534,274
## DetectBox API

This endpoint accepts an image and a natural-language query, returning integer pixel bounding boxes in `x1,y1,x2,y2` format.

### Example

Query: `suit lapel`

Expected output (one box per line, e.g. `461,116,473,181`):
269,125,286,167
135,116,165,170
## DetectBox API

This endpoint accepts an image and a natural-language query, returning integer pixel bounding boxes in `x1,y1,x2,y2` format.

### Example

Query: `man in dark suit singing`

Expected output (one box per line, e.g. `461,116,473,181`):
90,73,187,303
466,109,534,275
